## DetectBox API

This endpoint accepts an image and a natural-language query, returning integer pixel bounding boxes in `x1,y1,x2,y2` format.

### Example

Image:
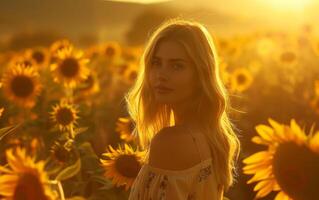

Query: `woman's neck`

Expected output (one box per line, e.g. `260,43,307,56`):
171,100,199,126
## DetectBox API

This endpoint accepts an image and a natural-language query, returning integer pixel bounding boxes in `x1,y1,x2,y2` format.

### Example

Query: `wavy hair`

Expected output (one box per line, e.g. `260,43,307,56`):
124,18,241,191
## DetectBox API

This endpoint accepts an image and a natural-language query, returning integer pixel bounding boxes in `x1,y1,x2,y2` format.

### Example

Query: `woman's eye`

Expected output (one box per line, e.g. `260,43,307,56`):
151,60,160,67
172,63,183,70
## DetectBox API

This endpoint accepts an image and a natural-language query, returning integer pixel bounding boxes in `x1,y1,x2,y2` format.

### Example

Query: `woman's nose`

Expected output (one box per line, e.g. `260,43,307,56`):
156,63,169,81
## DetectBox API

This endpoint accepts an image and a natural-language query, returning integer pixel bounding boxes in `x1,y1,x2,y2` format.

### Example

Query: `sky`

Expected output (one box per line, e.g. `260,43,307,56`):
0,0,318,46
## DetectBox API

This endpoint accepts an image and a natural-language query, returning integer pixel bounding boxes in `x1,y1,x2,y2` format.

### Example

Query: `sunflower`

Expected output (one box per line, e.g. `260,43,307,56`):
101,41,121,60
84,44,101,60
8,54,37,68
229,67,253,93
121,46,142,63
117,62,138,85
0,147,58,200
76,72,100,96
115,117,136,142
277,50,298,66
50,140,72,164
1,63,42,108
50,47,90,88
125,68,138,85
49,99,80,133
215,38,229,52
243,118,319,200
25,47,50,69
100,143,146,191
6,135,42,154
50,39,73,57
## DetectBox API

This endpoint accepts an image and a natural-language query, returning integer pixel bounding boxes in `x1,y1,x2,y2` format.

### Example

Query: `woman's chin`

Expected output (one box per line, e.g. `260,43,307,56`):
154,96,175,104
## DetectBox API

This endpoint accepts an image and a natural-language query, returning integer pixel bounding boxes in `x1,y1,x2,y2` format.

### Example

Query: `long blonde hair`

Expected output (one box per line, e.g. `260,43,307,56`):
124,18,241,191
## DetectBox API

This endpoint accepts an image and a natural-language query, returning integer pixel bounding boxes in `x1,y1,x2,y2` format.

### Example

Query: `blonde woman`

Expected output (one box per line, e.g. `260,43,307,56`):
126,18,240,200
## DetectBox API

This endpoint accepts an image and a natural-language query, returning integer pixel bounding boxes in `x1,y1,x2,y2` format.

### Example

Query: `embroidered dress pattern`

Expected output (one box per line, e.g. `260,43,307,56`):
198,164,212,182
128,128,221,200
158,175,168,200
146,171,156,189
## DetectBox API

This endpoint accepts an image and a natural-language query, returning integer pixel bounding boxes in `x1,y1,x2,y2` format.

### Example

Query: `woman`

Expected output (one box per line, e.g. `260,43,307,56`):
125,18,240,200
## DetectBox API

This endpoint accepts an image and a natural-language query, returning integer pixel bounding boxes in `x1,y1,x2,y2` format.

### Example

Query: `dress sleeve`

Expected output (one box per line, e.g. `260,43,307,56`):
129,166,197,200
129,163,226,200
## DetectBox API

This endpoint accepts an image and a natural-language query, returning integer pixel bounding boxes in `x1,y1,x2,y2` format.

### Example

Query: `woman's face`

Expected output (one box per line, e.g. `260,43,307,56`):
148,39,200,105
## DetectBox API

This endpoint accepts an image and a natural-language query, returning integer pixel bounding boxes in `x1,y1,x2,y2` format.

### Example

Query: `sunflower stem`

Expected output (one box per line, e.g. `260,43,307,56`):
69,125,75,139
57,180,65,200
65,87,74,103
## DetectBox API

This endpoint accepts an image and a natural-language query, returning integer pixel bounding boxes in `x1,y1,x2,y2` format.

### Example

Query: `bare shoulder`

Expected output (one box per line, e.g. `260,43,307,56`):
148,126,205,170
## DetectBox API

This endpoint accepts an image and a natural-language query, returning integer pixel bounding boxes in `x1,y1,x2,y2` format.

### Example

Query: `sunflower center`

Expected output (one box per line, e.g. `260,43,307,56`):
115,155,141,178
56,108,74,126
51,143,70,163
13,171,48,200
237,74,247,85
105,47,116,57
60,58,79,78
32,51,45,64
273,142,319,199
11,75,34,98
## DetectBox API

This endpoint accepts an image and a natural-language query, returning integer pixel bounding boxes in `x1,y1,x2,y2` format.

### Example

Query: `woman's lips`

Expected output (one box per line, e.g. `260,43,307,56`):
155,87,173,94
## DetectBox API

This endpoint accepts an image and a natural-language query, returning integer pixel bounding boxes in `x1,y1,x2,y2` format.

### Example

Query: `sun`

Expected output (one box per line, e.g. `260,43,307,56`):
266,0,312,11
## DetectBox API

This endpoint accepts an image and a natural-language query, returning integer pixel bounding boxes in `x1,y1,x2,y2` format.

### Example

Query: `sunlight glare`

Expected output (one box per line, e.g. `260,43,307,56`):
266,0,312,11
102,0,172,4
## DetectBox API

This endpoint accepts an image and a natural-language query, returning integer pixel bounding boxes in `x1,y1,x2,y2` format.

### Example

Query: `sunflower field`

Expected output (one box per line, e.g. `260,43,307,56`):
0,19,319,200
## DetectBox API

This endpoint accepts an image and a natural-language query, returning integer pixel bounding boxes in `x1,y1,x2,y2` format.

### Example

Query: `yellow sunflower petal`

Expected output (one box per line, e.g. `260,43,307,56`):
246,166,272,184
309,131,319,153
255,179,276,198
274,191,292,200
242,151,272,165
243,158,272,174
251,136,271,145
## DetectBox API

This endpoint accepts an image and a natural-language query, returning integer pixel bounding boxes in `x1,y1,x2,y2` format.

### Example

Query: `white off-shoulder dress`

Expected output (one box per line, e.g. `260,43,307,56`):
128,128,226,200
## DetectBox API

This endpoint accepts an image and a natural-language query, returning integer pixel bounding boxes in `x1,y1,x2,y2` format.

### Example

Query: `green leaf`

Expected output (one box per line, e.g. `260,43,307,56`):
56,158,81,181
0,123,22,140
74,127,89,136
78,142,96,157
90,175,112,187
